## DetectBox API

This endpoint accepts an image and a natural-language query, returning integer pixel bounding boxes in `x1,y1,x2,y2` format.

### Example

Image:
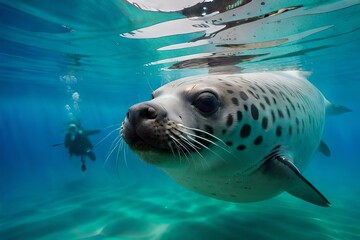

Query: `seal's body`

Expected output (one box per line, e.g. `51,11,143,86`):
122,71,349,206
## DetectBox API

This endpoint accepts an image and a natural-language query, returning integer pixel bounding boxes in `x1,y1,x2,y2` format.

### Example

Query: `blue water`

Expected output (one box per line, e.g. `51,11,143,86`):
0,1,359,239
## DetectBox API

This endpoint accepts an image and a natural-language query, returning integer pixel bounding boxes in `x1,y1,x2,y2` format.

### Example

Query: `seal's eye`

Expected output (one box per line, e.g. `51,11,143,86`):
193,92,219,115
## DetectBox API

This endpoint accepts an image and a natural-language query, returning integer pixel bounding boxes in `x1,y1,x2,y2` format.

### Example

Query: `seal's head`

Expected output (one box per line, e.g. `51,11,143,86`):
121,77,237,168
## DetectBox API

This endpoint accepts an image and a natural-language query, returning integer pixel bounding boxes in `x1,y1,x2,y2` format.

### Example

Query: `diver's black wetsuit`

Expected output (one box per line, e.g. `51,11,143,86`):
65,130,99,171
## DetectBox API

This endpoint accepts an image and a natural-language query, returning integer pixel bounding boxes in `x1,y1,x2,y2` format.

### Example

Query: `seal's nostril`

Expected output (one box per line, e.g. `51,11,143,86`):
147,107,157,119
126,111,130,119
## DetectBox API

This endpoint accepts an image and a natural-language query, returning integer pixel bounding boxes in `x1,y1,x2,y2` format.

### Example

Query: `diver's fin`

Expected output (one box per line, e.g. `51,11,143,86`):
52,143,63,147
325,100,351,115
318,140,331,157
86,151,96,161
264,156,330,207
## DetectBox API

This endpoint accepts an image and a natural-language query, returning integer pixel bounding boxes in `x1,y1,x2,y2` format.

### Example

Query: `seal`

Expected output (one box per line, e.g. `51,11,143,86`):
121,71,350,206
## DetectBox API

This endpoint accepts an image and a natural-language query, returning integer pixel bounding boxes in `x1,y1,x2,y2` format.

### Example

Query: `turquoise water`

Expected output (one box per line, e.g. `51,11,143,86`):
0,1,359,239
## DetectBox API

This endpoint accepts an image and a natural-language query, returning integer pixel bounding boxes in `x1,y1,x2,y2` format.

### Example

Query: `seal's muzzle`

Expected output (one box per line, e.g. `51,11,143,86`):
122,102,170,151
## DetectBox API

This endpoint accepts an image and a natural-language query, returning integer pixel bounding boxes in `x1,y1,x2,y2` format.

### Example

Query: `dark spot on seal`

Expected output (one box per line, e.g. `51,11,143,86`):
279,91,286,101
205,125,214,135
301,104,306,113
226,114,233,127
289,126,292,135
227,90,234,94
244,105,248,111
226,141,233,146
264,96,271,105
260,103,266,110
222,129,227,135
248,90,260,99
268,87,277,96
262,117,268,129
240,91,248,101
286,97,295,110
237,111,243,122
295,118,299,126
276,126,282,137
286,106,291,118
278,109,284,118
271,110,276,123
254,136,263,145
273,97,277,104
251,104,259,120
255,83,266,93
231,97,239,106
237,145,246,151
240,124,251,138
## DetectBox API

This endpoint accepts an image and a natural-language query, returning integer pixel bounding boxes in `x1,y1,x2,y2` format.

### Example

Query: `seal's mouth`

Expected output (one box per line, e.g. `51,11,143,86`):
132,140,152,151
121,120,179,165
121,120,173,154
130,138,169,153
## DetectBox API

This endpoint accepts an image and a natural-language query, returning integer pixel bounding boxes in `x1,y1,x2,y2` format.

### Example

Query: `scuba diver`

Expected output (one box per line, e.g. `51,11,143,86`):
64,121,100,172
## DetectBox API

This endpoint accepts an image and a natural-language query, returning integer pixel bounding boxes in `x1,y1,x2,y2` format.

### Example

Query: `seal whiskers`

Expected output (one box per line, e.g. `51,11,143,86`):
167,142,177,158
178,135,209,169
177,126,233,161
178,124,227,146
104,136,121,169
170,132,209,170
168,135,187,165
169,135,192,162
170,124,223,168
94,126,121,148
119,126,130,170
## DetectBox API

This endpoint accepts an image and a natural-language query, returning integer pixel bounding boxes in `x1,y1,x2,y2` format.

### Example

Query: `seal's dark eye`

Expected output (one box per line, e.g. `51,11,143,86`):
193,92,219,115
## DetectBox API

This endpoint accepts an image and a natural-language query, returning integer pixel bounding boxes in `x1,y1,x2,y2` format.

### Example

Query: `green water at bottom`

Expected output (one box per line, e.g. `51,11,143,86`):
0,179,359,240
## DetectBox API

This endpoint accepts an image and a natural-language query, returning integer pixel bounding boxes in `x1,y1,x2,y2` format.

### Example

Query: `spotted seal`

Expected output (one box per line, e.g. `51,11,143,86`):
121,71,350,206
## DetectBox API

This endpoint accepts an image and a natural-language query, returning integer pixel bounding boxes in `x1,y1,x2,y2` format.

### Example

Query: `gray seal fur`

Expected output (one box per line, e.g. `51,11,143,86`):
122,71,350,206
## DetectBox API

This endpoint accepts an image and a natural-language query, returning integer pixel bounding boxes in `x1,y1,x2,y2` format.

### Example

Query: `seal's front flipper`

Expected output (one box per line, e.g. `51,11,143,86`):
318,140,331,157
264,156,330,207
325,100,351,115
